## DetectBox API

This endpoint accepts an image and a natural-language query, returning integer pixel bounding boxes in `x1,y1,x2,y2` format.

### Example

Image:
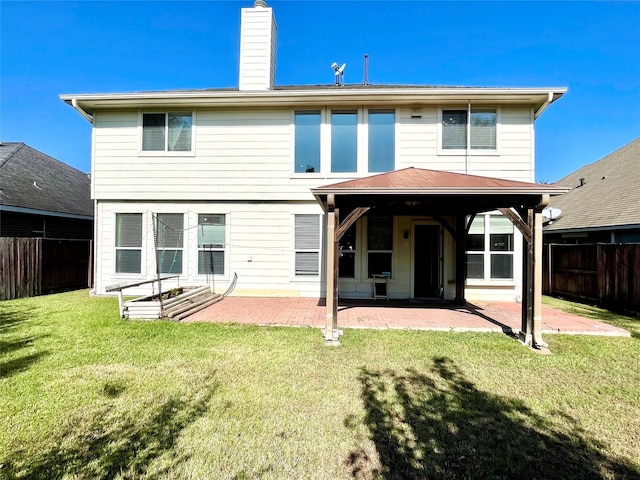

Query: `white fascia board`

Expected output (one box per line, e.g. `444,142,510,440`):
60,87,567,114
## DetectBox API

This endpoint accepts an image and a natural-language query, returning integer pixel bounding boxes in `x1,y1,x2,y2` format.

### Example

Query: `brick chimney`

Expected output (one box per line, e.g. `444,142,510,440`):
239,0,277,91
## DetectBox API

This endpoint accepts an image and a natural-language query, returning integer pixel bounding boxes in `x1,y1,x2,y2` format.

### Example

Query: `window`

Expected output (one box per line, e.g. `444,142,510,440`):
442,108,497,150
115,213,142,274
465,215,514,280
294,111,321,173
142,113,192,152
198,214,226,275
367,216,393,278
155,213,183,274
295,214,320,275
331,111,358,173
368,110,395,172
339,224,356,278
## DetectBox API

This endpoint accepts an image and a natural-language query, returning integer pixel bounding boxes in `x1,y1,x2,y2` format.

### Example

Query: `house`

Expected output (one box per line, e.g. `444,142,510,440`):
0,142,93,298
0,142,93,239
544,137,640,244
61,1,568,345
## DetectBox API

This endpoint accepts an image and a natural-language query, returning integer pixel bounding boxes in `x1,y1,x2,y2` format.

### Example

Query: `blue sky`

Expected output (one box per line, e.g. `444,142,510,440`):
1,1,639,182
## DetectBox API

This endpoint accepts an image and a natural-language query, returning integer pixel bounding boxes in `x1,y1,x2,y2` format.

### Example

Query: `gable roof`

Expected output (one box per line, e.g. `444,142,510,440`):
545,137,640,233
0,143,93,219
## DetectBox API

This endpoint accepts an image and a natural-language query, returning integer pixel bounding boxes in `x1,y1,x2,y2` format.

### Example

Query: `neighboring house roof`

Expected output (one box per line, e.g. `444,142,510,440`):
545,137,640,233
0,142,93,219
61,84,566,120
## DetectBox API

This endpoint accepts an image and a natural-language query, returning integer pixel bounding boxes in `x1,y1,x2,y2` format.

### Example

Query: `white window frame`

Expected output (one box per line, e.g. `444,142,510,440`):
196,213,227,277
155,213,185,275
114,212,143,276
437,106,500,156
139,111,195,156
465,213,515,283
293,214,321,277
291,107,395,176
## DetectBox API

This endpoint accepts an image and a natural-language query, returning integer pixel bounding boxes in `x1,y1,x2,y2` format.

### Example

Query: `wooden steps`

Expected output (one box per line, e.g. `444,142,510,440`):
163,286,222,321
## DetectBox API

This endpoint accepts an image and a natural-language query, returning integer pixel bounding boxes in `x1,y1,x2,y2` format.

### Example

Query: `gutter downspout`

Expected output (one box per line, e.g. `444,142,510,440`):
71,98,94,123
533,92,554,120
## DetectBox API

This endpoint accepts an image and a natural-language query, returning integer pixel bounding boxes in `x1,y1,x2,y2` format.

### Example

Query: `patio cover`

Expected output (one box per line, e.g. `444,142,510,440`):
312,168,569,347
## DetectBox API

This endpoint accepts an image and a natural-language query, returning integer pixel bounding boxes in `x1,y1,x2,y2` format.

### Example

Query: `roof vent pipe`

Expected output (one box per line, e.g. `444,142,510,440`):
364,54,369,85
579,178,586,187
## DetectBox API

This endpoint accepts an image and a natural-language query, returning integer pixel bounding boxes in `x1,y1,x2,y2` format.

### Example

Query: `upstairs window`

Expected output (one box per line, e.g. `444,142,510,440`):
442,108,497,150
331,111,358,173
368,110,395,172
294,111,321,173
142,113,192,152
115,213,142,274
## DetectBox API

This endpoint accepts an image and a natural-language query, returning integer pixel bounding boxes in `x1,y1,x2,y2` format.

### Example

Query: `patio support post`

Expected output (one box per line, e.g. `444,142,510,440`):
325,195,339,344
454,215,466,305
532,196,549,348
520,208,534,345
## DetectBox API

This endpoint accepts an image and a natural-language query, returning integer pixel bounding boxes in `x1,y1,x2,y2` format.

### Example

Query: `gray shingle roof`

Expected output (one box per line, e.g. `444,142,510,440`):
0,143,92,218
545,137,640,232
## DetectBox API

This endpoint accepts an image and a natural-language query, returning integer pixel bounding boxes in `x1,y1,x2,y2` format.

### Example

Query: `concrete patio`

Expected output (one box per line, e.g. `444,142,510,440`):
183,297,630,337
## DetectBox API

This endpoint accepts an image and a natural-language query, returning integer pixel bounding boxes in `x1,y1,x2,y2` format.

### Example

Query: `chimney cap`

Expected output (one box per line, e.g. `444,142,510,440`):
254,0,267,7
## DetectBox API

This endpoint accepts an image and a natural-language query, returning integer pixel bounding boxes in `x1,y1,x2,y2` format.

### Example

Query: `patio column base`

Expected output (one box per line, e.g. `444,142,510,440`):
519,331,533,346
323,328,343,346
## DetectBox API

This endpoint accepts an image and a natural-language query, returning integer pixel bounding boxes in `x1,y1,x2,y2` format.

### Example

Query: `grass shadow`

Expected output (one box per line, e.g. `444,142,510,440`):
0,303,49,378
1,373,219,479
348,357,639,479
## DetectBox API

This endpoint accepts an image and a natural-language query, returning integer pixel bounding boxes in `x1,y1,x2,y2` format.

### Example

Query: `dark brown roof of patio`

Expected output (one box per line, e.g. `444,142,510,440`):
312,168,568,195
312,168,569,216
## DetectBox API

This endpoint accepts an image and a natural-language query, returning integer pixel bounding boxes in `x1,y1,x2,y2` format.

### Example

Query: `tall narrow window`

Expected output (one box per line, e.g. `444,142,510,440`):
155,213,183,274
115,213,142,274
489,216,513,279
142,113,192,152
294,111,321,173
367,216,393,278
442,110,467,150
339,223,356,278
368,110,395,172
331,111,357,172
295,214,320,275
470,109,497,150
198,214,226,275
465,216,485,279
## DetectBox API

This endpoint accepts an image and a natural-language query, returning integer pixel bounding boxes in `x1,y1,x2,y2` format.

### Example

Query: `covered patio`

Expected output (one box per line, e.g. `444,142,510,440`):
312,168,571,347
183,296,629,337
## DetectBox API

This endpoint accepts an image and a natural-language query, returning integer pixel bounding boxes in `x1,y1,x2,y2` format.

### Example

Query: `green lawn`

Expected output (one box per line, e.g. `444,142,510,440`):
1,290,639,479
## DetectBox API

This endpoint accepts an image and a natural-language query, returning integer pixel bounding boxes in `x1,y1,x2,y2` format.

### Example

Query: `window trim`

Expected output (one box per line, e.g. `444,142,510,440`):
293,214,322,277
366,216,394,279
139,111,196,156
155,213,185,276
437,106,500,156
465,213,515,284
291,107,396,176
114,212,143,276
196,213,227,277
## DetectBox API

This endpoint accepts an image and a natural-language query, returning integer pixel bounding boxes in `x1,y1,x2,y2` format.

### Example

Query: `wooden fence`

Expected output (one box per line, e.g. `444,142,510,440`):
0,238,92,301
544,243,640,313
